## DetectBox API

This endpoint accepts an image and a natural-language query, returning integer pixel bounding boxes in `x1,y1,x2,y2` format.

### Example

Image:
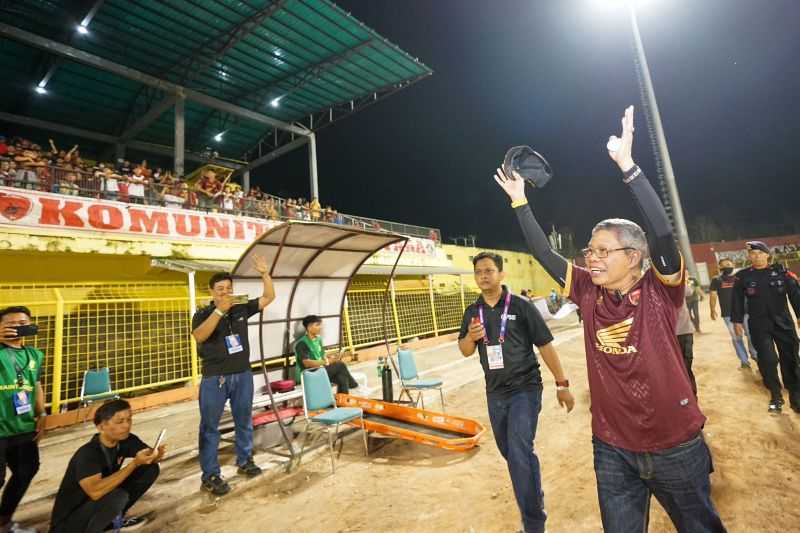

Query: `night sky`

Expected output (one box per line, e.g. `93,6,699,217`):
260,0,800,251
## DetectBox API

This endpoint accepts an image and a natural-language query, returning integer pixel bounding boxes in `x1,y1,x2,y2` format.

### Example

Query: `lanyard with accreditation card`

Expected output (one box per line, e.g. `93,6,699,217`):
476,291,512,370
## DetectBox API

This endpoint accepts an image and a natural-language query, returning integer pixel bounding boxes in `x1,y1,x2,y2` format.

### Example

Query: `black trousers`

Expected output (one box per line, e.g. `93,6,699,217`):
325,362,358,394
750,323,800,404
55,463,159,533
0,432,39,519
687,300,701,332
677,333,697,397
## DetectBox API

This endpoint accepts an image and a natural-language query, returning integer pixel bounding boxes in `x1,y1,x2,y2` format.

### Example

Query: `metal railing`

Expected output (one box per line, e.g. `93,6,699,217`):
1,162,441,241
0,277,474,412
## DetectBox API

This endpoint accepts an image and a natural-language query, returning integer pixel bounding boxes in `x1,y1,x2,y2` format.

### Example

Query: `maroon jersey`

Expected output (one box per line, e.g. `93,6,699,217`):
565,261,705,452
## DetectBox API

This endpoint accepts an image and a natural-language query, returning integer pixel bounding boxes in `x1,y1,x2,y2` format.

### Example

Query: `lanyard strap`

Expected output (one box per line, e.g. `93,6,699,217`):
478,291,512,344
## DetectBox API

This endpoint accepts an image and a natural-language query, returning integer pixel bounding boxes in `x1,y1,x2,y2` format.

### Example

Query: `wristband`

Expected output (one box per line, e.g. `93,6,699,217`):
213,308,225,318
511,198,528,209
555,379,569,388
622,165,642,184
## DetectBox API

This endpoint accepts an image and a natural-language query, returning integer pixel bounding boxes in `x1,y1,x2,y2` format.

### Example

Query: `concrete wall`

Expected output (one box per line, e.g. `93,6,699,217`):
442,244,560,298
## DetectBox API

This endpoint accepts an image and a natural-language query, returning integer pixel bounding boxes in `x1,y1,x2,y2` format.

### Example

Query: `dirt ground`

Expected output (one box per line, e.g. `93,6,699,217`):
163,318,800,533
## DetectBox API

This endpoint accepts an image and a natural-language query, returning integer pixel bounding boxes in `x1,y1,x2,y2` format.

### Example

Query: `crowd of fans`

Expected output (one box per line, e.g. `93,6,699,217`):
0,134,345,223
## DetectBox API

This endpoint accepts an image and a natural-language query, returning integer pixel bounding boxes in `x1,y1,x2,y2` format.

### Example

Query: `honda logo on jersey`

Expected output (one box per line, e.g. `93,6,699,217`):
595,317,638,355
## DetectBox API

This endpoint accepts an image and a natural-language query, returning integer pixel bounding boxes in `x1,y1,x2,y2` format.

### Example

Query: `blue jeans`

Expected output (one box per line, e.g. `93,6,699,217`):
487,387,545,533
198,370,254,480
722,317,750,364
593,434,726,533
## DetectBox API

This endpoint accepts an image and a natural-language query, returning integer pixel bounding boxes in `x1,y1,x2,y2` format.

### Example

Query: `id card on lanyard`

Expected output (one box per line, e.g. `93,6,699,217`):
6,348,32,415
478,292,512,370
221,310,244,355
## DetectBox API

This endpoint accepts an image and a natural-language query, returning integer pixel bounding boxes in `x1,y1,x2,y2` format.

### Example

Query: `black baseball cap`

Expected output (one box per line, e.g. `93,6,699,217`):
746,241,770,254
502,146,553,188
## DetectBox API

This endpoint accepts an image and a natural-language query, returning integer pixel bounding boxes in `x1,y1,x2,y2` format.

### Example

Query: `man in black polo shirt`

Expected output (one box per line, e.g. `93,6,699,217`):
710,258,757,367
458,252,574,533
50,399,163,533
191,256,275,495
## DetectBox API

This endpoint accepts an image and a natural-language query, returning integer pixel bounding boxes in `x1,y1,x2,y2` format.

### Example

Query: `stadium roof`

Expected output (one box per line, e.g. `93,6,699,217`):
0,0,432,161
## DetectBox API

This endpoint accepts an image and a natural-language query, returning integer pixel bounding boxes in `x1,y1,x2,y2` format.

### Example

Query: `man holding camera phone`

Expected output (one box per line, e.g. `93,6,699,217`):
0,306,46,533
191,256,275,496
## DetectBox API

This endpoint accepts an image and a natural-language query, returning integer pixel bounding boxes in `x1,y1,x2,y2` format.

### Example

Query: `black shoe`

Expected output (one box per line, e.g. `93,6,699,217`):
201,474,231,496
740,361,751,369
768,400,783,414
237,459,262,478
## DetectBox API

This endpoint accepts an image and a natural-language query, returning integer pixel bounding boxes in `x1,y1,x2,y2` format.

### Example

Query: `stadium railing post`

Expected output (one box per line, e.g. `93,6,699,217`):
51,288,64,413
428,275,439,336
342,297,355,356
389,279,403,344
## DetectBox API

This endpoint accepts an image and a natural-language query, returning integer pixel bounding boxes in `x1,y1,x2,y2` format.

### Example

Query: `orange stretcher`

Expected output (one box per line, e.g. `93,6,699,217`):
335,394,485,452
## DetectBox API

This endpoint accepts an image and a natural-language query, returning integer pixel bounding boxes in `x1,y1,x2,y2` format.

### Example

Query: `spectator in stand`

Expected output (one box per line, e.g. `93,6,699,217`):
127,166,147,205
161,182,186,209
0,161,12,187
180,181,198,209
0,136,7,157
59,173,80,196
284,199,296,219
48,139,78,165
221,183,236,213
14,150,44,190
309,197,321,221
243,188,261,215
5,162,17,187
266,199,280,220
197,170,221,211
116,173,130,203
100,167,120,201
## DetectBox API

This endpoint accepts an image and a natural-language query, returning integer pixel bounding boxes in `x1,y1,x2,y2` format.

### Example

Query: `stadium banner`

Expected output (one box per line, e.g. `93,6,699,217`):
0,187,446,265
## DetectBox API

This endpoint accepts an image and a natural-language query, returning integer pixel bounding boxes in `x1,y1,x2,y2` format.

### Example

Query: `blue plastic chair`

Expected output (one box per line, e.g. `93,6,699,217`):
300,368,368,473
398,349,445,412
80,368,119,421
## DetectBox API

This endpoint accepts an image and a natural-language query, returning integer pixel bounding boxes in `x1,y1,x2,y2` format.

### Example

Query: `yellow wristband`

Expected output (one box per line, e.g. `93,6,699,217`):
511,198,528,209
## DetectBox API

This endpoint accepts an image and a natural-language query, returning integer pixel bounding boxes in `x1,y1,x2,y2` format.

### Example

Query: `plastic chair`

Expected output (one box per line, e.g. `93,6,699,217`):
397,349,445,412
80,368,118,421
299,368,368,473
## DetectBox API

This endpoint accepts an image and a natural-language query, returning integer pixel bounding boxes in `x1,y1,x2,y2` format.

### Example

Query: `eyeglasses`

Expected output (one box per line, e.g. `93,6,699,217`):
581,247,636,259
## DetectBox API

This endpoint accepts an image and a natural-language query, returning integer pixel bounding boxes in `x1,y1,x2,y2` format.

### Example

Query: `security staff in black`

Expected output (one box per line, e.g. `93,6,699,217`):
458,252,574,533
732,241,800,414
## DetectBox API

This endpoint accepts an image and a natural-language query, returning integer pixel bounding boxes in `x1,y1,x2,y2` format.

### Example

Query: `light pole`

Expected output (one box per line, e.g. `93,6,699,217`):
627,3,699,279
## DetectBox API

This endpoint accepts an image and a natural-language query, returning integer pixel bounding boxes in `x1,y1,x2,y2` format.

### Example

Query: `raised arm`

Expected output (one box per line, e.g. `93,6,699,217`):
494,168,569,287
608,106,681,279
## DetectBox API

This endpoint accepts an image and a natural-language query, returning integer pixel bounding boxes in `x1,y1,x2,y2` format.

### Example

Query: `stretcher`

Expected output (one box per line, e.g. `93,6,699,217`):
335,394,485,452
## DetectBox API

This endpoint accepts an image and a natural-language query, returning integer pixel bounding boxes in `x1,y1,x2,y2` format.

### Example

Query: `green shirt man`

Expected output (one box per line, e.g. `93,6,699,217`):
0,344,43,437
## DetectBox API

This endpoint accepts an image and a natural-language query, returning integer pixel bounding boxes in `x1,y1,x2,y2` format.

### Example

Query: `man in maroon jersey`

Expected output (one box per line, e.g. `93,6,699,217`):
494,106,725,532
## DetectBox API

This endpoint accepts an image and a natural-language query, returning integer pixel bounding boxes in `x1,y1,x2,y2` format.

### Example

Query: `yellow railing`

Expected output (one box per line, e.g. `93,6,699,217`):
0,278,479,413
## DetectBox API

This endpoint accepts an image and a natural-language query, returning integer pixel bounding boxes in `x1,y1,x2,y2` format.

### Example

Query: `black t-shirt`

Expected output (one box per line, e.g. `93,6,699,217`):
192,299,260,376
459,287,553,396
50,433,148,528
709,274,736,317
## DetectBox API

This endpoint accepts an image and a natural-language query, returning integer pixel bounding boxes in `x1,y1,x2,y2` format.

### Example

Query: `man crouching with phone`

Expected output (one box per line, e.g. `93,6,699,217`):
50,400,165,532
0,306,46,533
